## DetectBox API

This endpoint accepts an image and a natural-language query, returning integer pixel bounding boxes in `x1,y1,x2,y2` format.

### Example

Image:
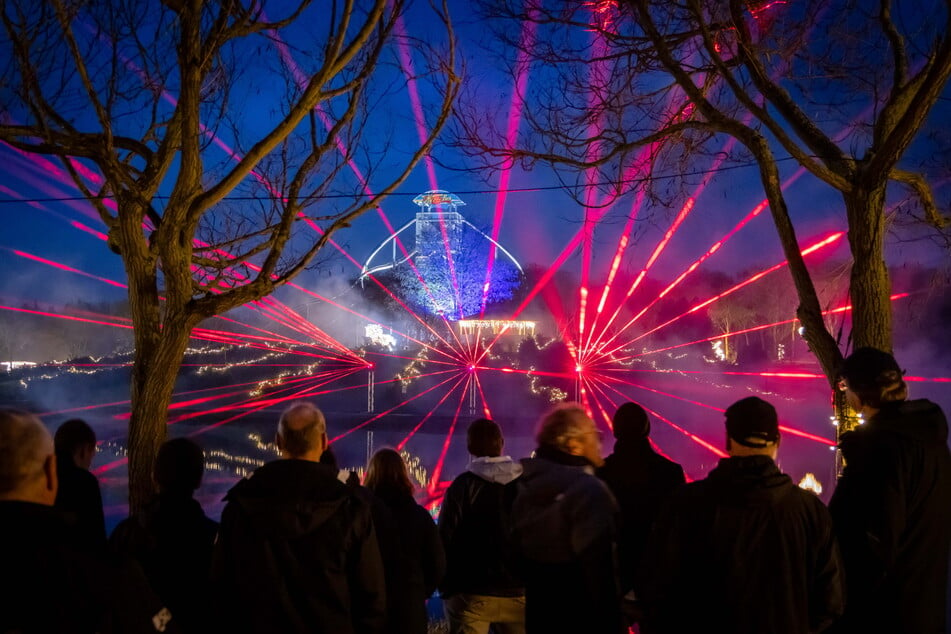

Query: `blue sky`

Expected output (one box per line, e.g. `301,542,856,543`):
0,0,948,322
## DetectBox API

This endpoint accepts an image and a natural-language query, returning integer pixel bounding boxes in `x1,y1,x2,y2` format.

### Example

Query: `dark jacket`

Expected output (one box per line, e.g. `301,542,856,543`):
55,459,106,552
829,399,951,634
512,445,623,634
211,459,386,634
0,501,176,634
439,456,524,598
641,455,844,634
597,438,685,592
372,487,445,634
111,493,218,633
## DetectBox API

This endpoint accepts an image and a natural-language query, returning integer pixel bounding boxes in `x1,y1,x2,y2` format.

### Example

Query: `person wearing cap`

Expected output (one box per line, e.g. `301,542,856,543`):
596,403,685,605
639,397,844,634
829,347,951,634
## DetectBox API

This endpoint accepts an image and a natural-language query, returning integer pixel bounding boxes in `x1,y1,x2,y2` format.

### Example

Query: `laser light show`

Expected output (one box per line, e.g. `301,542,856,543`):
0,0,949,531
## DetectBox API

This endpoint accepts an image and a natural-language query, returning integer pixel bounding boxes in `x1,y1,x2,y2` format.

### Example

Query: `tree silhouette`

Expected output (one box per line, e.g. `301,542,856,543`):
0,0,458,509
458,0,950,383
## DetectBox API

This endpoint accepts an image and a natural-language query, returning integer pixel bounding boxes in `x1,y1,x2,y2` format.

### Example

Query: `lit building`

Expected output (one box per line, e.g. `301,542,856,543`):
361,189,523,319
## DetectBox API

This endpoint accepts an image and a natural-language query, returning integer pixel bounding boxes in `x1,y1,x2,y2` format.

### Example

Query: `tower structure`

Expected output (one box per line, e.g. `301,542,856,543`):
412,190,465,262
361,189,523,319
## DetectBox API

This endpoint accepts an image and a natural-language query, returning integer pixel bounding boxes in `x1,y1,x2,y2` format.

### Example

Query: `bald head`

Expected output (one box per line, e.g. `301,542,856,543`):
0,409,57,504
276,401,327,461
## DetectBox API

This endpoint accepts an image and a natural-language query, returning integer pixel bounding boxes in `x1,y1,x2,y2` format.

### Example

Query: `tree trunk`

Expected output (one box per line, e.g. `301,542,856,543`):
844,185,893,352
127,317,193,513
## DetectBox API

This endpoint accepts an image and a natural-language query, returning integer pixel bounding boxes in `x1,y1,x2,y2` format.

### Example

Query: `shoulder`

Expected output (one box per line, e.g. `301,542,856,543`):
446,471,479,493
570,469,617,506
411,502,436,526
664,479,710,510
838,426,895,467
659,454,685,474
77,468,101,485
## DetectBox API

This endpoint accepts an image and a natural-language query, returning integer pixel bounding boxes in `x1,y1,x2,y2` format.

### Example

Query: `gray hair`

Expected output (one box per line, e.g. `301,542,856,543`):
277,401,326,457
0,409,52,495
536,403,592,451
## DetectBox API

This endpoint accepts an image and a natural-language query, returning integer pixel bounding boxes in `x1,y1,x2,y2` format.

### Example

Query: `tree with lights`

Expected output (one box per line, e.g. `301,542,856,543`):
392,226,522,319
460,0,950,385
0,0,458,510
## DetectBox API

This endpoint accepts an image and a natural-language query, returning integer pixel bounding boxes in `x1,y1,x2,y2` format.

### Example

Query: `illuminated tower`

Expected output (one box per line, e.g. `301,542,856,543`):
361,189,523,319
413,190,465,262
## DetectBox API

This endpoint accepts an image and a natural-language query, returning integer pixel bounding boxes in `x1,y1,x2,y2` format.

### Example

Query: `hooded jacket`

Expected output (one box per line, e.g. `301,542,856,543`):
642,455,844,634
211,459,386,634
829,399,951,634
512,446,623,633
438,456,524,598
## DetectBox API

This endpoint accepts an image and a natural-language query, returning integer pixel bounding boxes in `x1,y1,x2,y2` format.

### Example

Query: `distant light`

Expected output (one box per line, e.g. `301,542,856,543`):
575,365,583,373
467,364,476,372
798,472,823,495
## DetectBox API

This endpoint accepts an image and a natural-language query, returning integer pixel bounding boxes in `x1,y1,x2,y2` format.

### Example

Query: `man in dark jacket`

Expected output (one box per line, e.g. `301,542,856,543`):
641,397,844,634
830,347,951,634
1,408,175,634
54,417,106,552
439,418,525,634
596,402,685,596
511,403,623,634
211,401,386,634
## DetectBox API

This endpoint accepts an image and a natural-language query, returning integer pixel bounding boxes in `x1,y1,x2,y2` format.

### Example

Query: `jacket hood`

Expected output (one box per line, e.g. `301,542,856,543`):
468,456,523,484
869,399,949,445
705,455,793,504
223,459,349,539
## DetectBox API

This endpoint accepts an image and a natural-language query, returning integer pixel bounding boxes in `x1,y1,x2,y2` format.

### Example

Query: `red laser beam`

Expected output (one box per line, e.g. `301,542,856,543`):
479,7,538,317
593,372,835,445
330,371,462,443
599,231,845,357
396,374,469,451
598,378,728,458
617,291,912,360
428,373,472,491
583,377,695,480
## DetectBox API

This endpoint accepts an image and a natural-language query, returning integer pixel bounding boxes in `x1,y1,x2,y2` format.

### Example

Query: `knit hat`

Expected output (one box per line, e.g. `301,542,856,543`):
613,402,650,440
725,397,779,448
838,347,903,392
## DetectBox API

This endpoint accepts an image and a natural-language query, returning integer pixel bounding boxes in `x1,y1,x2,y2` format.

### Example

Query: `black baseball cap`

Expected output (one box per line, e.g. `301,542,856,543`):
725,397,779,448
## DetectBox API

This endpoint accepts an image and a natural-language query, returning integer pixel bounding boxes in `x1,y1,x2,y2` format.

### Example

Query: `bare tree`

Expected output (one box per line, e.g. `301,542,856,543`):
0,0,458,509
458,0,950,384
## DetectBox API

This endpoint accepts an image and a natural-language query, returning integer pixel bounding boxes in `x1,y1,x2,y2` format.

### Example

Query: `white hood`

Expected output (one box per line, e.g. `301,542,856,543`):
468,456,523,484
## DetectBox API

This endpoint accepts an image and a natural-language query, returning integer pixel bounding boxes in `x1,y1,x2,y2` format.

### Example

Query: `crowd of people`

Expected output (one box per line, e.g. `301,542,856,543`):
0,346,949,633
